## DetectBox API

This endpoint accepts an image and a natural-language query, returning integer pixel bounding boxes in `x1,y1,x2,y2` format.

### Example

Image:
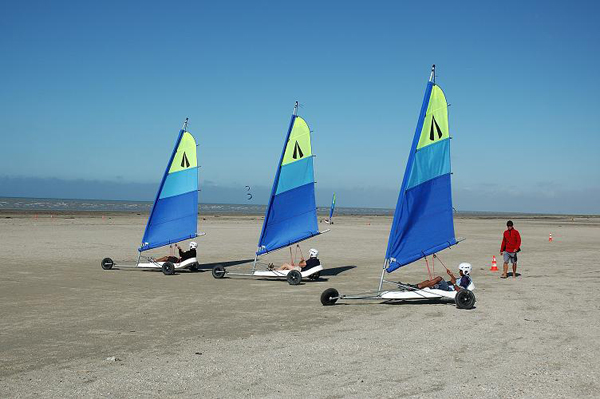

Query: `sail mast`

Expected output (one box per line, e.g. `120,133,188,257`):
256,102,299,252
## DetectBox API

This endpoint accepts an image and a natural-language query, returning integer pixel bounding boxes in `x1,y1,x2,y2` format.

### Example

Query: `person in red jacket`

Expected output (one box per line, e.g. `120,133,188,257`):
500,220,521,278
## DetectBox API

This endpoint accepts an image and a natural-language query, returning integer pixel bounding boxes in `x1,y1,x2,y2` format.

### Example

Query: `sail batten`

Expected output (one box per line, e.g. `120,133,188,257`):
385,75,456,272
257,111,319,256
139,129,199,252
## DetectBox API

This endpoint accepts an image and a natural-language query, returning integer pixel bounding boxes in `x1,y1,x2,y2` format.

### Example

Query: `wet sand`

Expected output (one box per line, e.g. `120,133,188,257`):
1,213,599,398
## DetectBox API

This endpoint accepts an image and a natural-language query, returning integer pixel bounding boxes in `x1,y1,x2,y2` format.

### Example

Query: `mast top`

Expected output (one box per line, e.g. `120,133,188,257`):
429,64,436,84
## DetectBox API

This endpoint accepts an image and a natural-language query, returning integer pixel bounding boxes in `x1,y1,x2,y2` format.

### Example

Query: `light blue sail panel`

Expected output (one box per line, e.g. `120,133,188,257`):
406,139,450,189
257,183,319,255
159,168,198,199
139,129,199,252
385,80,457,273
275,156,314,195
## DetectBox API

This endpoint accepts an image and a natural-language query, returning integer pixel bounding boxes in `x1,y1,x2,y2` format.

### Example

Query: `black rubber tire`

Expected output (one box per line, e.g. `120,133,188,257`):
212,265,226,279
287,270,302,285
455,289,476,309
162,262,175,275
308,271,321,280
320,288,339,306
101,257,114,270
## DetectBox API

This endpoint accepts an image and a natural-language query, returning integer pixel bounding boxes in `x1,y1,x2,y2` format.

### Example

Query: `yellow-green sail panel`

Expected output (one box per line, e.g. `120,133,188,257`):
416,86,449,150
168,132,197,173
281,117,312,166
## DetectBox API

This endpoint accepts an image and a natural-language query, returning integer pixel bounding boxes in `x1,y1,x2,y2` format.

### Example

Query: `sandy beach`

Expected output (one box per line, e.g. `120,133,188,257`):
1,212,599,398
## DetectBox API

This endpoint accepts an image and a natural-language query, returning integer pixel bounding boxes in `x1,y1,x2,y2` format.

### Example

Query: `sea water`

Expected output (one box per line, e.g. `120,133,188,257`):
0,197,395,216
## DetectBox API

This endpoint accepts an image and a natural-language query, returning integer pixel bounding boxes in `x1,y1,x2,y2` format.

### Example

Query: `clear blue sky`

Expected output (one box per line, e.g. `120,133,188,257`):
1,0,599,214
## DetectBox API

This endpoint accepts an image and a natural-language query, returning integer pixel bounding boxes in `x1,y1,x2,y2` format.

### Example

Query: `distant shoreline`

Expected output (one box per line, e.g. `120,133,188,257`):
1,211,598,221
0,196,598,219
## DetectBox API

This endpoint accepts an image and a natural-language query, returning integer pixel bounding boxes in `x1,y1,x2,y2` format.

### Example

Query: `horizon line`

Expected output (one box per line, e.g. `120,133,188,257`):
1,195,598,217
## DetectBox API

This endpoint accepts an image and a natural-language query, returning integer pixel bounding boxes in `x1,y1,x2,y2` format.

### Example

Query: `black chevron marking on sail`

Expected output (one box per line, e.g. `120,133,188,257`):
292,141,304,159
181,152,190,168
429,115,443,141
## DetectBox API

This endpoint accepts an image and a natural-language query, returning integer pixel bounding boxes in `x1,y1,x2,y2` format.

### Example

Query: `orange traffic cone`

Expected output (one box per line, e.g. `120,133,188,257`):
490,256,498,272
549,233,552,242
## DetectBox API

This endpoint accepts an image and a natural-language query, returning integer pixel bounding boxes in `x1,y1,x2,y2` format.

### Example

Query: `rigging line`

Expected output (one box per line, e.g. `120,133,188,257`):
254,260,272,268
293,245,298,264
433,253,451,272
297,244,304,261
424,256,433,280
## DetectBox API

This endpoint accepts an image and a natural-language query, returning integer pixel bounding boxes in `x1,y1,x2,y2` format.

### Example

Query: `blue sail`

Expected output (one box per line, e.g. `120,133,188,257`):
139,128,198,252
329,193,336,220
385,73,456,272
257,109,319,255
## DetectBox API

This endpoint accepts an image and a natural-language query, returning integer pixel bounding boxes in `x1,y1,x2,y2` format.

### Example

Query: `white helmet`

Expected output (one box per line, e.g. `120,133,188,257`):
309,248,319,258
458,262,472,275
189,242,198,249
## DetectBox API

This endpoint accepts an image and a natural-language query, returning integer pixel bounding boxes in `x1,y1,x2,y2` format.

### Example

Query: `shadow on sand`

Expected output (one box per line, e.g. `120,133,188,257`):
326,298,475,309
122,259,255,273
382,298,476,309
305,265,357,282
501,272,522,278
320,265,356,277
197,259,255,270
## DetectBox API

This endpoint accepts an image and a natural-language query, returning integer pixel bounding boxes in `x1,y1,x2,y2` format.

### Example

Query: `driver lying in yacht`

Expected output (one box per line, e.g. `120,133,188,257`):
271,248,320,272
155,242,197,263
411,262,472,291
